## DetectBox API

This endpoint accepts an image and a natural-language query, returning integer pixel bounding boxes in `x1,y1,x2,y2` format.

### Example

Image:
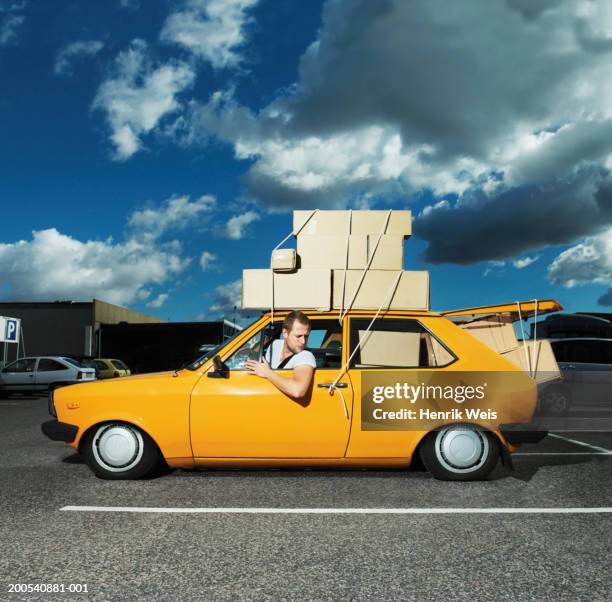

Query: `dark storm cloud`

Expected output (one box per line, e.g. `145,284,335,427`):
415,168,612,264
598,289,612,306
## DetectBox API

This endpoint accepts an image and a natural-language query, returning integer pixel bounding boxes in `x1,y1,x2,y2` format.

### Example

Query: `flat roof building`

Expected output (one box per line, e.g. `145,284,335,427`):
0,299,164,362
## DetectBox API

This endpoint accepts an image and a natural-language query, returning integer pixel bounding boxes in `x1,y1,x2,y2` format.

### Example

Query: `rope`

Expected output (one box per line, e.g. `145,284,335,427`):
329,270,403,416
339,209,353,325
270,209,319,324
338,210,392,323
515,301,532,377
532,299,540,380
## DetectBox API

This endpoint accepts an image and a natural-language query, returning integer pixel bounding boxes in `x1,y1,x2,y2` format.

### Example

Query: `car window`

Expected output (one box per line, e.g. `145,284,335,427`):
224,319,344,371
37,359,67,372
2,358,36,373
62,357,82,368
225,329,267,370
111,360,128,370
349,318,455,368
94,360,107,370
592,341,612,364
187,321,251,370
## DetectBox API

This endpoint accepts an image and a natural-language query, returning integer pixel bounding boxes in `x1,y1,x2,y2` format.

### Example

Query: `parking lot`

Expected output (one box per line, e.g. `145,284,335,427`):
0,395,610,601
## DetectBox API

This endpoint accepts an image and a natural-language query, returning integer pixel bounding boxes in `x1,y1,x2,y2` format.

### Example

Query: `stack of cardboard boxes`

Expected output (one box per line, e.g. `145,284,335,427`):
459,314,560,383
242,209,429,312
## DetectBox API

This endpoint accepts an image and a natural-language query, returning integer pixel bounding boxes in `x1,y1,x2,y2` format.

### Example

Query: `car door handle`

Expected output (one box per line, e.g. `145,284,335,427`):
318,382,348,389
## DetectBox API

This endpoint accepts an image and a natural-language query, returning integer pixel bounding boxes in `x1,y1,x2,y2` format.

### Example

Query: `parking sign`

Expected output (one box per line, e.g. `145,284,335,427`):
0,316,20,343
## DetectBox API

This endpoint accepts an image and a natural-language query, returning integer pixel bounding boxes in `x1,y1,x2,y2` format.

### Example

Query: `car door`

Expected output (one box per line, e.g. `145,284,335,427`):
35,358,73,388
0,358,38,390
577,340,612,407
345,315,458,458
190,317,353,458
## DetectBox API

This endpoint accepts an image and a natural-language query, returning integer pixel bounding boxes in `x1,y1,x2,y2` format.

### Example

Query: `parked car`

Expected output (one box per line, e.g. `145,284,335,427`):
41,301,559,481
0,356,96,394
539,338,612,414
93,358,131,379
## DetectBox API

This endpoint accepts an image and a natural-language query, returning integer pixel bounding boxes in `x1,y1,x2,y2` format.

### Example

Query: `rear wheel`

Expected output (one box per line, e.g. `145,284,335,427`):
419,424,499,481
81,423,163,479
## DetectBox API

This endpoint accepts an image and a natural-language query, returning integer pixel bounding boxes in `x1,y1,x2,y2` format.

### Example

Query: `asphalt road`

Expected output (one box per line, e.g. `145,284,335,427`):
0,395,611,601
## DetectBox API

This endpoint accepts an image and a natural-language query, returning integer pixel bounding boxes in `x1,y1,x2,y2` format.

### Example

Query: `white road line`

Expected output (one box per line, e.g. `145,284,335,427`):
514,452,612,456
549,433,612,454
60,506,612,515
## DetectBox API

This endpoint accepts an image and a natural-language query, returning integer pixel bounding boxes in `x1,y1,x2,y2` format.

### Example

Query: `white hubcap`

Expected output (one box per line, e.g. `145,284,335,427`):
435,427,489,473
92,424,144,472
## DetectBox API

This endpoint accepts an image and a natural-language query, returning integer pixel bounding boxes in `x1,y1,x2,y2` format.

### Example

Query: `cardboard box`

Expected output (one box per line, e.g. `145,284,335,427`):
293,210,412,237
297,235,368,269
367,234,404,270
356,330,421,367
242,269,331,310
332,270,429,311
271,249,297,272
460,315,518,354
501,340,561,384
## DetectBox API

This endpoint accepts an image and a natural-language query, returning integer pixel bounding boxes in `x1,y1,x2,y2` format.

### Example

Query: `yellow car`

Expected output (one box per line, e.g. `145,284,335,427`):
41,301,560,481
93,358,131,379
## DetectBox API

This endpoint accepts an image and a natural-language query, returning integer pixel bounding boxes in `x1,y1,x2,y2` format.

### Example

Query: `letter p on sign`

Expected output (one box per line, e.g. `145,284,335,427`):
4,319,19,343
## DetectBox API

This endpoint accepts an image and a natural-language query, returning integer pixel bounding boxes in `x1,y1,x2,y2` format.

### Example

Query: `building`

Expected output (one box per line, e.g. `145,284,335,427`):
98,320,241,373
0,299,164,362
0,299,242,373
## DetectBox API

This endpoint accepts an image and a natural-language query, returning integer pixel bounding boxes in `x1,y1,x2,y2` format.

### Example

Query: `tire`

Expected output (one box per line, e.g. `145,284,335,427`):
419,424,500,481
81,423,163,480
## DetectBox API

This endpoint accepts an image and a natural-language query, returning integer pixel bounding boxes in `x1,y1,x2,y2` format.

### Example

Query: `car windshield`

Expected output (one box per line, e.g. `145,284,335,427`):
62,357,82,367
111,360,128,370
186,319,254,371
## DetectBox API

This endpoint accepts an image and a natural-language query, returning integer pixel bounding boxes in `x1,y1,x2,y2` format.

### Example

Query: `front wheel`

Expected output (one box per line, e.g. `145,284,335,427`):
81,423,163,479
419,425,500,481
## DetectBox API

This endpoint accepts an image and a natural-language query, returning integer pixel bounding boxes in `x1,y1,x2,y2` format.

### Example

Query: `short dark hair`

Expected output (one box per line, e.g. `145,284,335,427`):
282,310,311,333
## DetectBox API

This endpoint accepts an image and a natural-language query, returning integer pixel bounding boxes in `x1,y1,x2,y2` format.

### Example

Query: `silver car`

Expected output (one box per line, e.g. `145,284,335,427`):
539,338,612,414
0,356,96,394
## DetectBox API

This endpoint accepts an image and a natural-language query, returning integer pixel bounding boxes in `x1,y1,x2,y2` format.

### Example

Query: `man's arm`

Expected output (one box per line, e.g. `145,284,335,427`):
245,358,314,400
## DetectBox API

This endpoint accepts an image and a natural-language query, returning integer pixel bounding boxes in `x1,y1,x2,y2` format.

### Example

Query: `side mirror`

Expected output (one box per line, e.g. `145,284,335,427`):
208,355,229,379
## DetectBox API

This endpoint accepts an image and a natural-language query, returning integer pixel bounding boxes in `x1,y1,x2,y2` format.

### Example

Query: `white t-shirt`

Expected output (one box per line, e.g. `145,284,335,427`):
265,339,317,370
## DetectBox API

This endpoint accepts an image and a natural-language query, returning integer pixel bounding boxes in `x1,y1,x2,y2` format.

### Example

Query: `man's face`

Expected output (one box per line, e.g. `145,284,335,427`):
283,321,311,354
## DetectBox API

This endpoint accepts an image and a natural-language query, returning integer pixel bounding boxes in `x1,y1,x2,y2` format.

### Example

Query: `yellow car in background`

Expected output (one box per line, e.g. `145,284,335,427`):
41,302,561,481
94,358,131,379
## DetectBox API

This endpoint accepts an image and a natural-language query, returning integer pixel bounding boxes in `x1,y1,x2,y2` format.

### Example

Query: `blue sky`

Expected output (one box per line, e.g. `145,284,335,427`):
1,0,612,324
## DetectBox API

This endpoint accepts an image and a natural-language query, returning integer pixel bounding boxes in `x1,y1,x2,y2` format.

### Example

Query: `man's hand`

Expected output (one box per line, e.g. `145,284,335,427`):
245,357,273,378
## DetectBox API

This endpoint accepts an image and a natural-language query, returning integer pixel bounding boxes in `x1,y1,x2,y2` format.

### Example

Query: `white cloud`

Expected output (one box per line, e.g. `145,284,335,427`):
0,13,24,45
208,278,251,319
146,293,168,308
92,39,195,160
129,194,215,240
0,229,186,305
54,40,104,76
513,255,539,269
176,0,612,264
160,0,258,69
199,250,216,270
225,210,259,239
119,0,139,8
0,193,218,305
547,228,612,287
